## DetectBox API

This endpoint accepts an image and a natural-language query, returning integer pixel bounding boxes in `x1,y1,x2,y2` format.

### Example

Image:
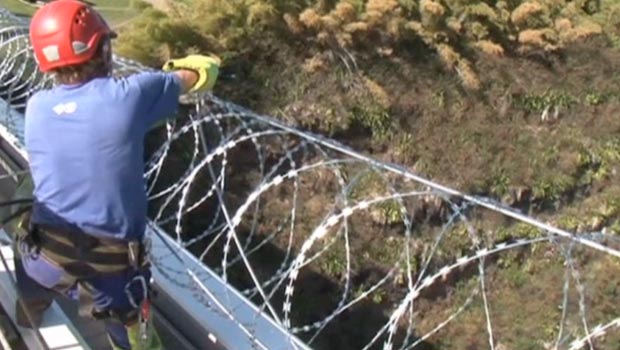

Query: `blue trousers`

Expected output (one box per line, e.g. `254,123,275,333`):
15,239,150,350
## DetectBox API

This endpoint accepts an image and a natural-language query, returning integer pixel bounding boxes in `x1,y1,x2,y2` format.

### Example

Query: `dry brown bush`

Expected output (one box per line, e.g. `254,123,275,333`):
299,8,323,30
421,0,445,17
456,59,481,90
518,28,555,48
284,13,304,34
344,21,371,34
436,43,459,67
561,21,603,42
475,40,505,57
282,0,605,90
510,1,544,26
363,77,391,109
302,53,328,73
332,2,357,22
366,0,400,16
321,14,341,30
554,18,573,32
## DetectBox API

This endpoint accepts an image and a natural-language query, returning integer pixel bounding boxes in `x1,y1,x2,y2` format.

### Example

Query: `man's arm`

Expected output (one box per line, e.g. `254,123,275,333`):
130,55,220,130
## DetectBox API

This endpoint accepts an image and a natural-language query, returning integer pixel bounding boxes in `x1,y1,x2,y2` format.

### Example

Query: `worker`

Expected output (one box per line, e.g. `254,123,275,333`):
13,0,220,349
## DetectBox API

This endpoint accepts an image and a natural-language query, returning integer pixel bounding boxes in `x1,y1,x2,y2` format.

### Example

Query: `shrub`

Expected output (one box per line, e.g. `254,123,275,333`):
115,0,608,87
283,0,605,89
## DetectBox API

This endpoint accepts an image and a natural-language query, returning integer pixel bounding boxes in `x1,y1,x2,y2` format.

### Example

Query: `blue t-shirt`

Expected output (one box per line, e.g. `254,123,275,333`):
24,72,182,241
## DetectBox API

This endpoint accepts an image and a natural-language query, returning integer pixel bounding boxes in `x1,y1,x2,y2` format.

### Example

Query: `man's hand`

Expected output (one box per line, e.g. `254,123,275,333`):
162,54,221,93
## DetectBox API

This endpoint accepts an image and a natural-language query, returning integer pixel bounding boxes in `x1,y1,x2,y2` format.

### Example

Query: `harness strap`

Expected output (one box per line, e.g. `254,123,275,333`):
30,223,149,275
15,210,152,324
36,226,130,268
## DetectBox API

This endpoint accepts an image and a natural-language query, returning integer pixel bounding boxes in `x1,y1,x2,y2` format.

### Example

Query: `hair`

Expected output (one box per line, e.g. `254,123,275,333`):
51,37,112,85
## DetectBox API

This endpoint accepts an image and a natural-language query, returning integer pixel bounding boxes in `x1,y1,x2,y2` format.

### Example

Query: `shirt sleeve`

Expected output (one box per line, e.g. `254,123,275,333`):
128,71,182,128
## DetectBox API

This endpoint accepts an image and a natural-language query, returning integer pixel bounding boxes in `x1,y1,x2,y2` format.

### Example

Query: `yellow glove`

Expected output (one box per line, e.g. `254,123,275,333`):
162,54,221,92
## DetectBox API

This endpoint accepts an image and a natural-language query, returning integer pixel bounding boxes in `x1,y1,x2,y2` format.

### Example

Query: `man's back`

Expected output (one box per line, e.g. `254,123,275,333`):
24,72,181,241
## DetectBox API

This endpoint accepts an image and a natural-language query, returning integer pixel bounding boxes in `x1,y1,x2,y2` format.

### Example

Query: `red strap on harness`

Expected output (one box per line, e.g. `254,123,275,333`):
138,298,151,345
141,299,150,321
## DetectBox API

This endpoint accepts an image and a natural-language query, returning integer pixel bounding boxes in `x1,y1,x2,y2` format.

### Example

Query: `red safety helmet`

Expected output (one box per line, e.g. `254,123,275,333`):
29,0,117,72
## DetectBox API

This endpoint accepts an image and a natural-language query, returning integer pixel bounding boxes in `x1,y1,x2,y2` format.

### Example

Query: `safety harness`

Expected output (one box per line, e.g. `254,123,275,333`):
14,208,153,327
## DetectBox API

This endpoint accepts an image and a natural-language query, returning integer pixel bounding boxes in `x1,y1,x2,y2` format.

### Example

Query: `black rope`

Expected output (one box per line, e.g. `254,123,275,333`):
0,198,33,208
1,204,31,226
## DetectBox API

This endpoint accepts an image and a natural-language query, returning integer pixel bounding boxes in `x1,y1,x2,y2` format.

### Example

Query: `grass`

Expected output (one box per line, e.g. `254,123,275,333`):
0,0,35,16
101,8,141,26
0,0,141,25
88,0,131,8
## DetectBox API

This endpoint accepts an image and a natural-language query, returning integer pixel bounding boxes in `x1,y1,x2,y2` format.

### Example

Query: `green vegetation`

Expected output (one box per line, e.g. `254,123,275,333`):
90,0,132,8
0,0,143,25
0,0,35,16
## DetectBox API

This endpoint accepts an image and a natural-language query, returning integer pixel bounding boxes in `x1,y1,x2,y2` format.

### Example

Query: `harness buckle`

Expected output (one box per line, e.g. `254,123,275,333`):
14,211,40,258
128,237,151,270
128,241,140,270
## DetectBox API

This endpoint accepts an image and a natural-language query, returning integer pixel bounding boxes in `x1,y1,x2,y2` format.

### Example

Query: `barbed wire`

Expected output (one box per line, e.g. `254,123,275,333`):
1,7,620,350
